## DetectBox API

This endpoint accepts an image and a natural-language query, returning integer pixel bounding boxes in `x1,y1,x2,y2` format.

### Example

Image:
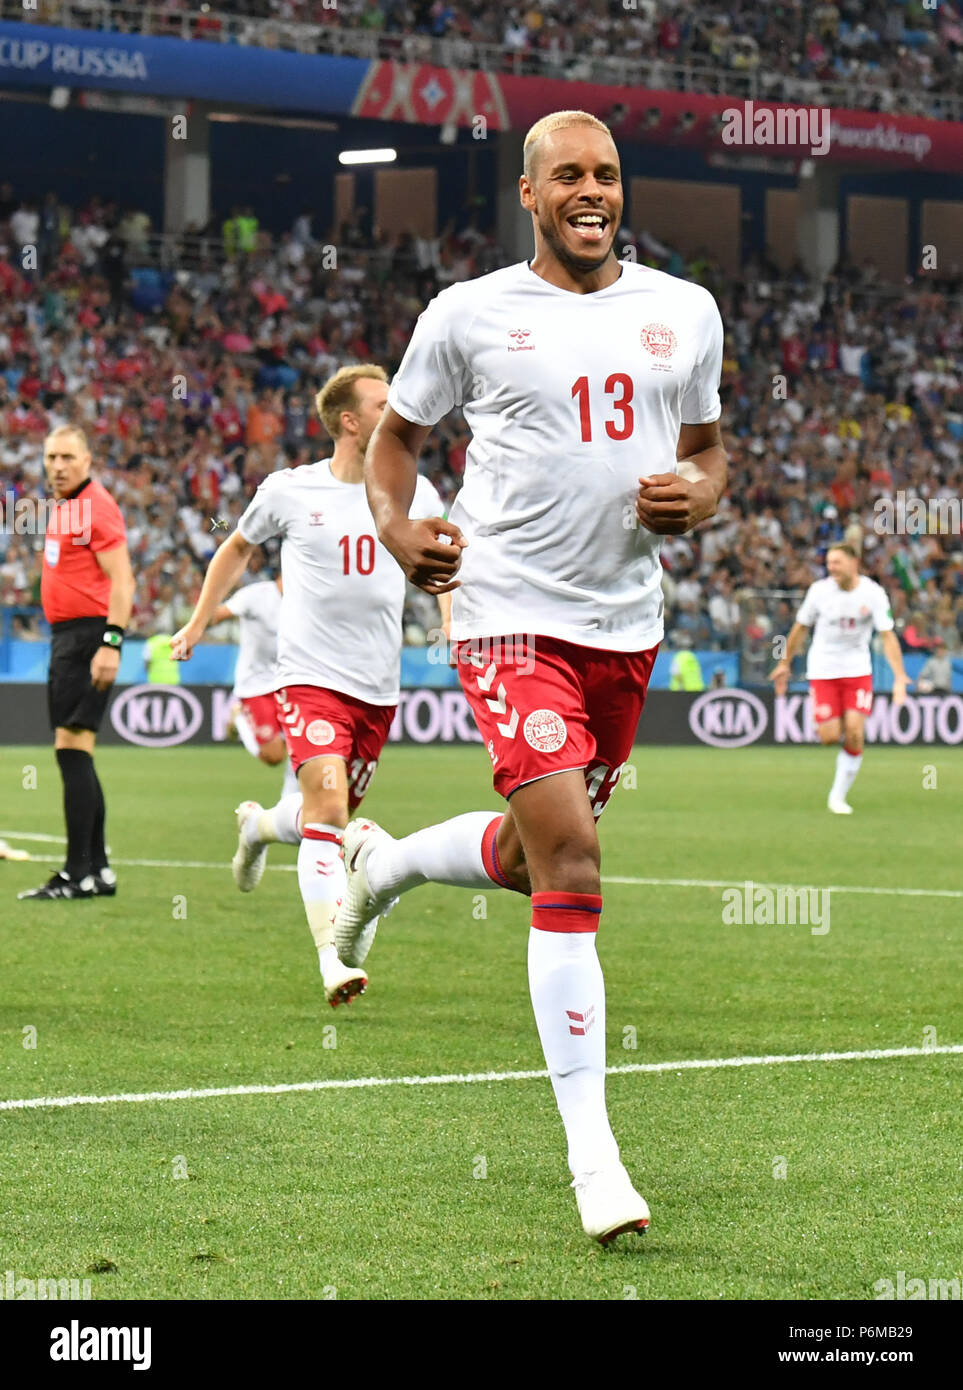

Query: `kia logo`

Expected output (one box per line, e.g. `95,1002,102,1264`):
110,684,204,748
689,688,768,748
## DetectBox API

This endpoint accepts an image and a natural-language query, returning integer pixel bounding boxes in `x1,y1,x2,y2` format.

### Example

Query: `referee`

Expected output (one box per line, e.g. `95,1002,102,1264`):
18,427,135,900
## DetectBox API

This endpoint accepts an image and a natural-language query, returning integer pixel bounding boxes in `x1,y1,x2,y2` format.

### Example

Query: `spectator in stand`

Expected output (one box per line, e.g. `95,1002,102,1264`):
916,637,952,693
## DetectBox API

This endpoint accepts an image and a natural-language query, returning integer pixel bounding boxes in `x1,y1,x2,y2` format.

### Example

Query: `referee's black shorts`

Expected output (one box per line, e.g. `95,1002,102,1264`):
48,617,111,732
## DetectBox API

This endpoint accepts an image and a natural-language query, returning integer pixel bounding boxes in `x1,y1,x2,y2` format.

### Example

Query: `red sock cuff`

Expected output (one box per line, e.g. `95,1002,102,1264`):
302,825,342,844
531,890,602,933
842,745,862,758
481,814,514,889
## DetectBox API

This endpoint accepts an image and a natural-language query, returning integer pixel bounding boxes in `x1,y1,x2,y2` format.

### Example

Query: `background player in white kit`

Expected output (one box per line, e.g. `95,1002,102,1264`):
770,542,909,813
334,111,728,1243
172,365,446,1007
207,572,298,799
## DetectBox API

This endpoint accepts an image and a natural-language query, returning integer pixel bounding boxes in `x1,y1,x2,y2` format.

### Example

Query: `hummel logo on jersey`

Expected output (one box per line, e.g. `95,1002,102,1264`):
309,511,325,526
507,328,535,352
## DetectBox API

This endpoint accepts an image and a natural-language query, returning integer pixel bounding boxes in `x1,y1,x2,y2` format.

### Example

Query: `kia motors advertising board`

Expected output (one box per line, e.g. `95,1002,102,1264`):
2,686,962,747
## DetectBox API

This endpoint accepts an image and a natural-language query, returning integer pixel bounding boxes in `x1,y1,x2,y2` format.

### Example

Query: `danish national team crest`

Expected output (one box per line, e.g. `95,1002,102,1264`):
640,322,678,358
523,709,568,753
306,719,336,746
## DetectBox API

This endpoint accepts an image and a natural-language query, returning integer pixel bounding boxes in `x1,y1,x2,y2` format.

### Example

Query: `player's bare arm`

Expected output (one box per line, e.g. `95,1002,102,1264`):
636,419,728,535
90,543,135,691
365,406,467,595
769,621,810,696
880,629,911,707
437,590,453,639
171,530,256,660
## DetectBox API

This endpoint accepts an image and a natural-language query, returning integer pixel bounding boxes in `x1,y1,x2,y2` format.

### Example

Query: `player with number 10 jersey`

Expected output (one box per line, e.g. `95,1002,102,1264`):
171,366,445,1010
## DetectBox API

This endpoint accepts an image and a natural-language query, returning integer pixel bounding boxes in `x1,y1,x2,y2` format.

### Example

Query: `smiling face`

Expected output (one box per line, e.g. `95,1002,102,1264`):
520,125,623,280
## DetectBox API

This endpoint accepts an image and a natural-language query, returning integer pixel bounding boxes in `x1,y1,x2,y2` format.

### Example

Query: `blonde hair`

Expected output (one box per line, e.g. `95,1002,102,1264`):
315,364,388,439
44,424,91,454
523,110,614,179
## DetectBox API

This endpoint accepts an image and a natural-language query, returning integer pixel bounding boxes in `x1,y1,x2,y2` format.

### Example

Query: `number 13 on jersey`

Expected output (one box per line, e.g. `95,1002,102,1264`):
572,374,634,442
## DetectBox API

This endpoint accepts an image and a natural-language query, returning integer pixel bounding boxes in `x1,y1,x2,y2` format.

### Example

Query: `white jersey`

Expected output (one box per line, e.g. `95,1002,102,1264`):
387,259,723,651
797,575,894,679
224,578,281,699
238,461,443,705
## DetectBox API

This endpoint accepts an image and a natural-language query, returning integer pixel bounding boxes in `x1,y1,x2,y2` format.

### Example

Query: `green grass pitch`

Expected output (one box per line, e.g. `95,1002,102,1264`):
1,742,961,1300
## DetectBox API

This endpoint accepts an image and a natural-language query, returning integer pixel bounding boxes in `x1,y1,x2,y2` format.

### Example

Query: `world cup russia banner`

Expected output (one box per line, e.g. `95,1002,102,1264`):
0,20,367,110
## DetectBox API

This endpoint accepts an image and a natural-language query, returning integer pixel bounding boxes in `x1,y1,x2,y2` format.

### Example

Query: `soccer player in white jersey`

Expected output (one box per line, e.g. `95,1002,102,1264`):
333,110,728,1243
208,573,298,798
769,542,909,813
171,365,446,1007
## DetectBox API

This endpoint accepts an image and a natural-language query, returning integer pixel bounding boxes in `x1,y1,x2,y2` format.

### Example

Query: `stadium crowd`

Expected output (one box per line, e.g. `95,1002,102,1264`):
1,185,962,665
25,0,963,117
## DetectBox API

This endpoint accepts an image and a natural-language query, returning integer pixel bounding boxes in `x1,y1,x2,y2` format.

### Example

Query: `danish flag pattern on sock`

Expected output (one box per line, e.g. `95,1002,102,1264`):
566,1004,596,1036
531,890,602,933
481,814,514,889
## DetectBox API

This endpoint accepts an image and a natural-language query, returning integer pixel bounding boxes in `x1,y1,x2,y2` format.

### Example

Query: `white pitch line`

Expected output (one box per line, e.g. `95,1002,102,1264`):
1,1044,959,1114
604,875,963,900
13,853,963,899
0,830,67,845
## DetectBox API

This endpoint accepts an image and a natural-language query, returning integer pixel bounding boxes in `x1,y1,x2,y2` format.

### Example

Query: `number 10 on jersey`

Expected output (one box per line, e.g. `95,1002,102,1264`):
339,534,376,575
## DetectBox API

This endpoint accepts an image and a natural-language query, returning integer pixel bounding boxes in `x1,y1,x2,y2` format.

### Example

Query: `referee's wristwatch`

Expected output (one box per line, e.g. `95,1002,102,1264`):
101,624,125,652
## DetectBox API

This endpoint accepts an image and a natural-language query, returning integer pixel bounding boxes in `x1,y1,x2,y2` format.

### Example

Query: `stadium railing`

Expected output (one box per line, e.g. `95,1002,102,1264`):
5,0,960,123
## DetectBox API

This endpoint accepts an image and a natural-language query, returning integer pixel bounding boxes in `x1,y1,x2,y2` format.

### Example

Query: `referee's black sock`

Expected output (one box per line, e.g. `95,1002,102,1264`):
56,748,98,883
90,765,108,874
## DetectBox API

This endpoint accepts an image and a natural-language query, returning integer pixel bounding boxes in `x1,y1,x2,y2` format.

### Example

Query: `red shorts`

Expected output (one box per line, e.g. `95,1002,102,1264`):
810,675,874,723
455,635,658,817
238,693,283,749
276,684,395,811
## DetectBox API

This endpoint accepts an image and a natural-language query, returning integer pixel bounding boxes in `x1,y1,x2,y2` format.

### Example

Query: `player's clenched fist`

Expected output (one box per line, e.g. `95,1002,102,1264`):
381,517,467,594
169,624,201,661
636,472,718,535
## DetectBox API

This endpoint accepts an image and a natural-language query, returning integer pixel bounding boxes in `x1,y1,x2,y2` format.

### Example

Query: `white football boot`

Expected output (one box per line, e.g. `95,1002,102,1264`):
232,800,268,891
333,818,400,968
322,959,369,1009
827,795,854,815
573,1164,651,1245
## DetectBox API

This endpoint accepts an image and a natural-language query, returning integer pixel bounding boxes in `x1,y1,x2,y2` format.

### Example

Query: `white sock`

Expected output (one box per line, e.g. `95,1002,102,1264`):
297,823,346,967
280,760,299,798
251,793,302,846
367,810,508,898
528,896,619,1178
831,747,863,802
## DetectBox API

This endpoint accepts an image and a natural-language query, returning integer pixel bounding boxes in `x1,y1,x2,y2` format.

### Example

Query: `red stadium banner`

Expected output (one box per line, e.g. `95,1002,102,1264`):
351,60,963,173
352,60,508,130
